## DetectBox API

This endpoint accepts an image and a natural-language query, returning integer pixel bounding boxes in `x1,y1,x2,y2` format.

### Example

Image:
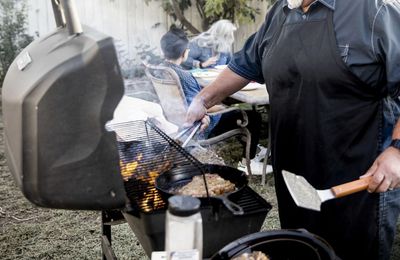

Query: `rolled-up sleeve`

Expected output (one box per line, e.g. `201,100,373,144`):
373,2,400,97
228,3,282,84
228,31,266,83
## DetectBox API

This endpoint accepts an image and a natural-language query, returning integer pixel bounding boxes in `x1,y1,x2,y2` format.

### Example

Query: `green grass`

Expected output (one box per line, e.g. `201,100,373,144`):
0,163,279,260
0,105,399,259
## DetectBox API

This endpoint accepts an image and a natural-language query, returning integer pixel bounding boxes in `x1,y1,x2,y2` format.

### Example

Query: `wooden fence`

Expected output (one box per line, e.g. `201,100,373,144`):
26,0,270,61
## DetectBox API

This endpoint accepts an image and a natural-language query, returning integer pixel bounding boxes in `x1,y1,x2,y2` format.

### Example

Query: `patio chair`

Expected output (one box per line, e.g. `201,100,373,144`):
144,63,253,175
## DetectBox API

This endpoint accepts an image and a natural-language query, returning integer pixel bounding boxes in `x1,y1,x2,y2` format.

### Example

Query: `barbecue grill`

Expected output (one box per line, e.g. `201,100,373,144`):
107,120,272,258
1,1,272,258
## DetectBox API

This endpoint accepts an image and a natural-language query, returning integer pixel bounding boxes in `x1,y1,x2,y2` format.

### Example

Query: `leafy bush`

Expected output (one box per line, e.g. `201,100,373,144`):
115,40,163,79
145,0,277,33
0,0,33,86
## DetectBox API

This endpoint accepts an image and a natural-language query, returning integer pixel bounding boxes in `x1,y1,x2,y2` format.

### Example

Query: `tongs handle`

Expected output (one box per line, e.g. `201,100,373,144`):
181,122,201,148
174,125,193,140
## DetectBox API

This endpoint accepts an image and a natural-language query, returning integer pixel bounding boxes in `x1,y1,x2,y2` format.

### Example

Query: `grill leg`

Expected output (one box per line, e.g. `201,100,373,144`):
101,211,117,260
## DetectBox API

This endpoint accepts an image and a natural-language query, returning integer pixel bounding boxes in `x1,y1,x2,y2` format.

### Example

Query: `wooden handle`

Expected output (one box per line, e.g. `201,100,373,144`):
331,176,372,198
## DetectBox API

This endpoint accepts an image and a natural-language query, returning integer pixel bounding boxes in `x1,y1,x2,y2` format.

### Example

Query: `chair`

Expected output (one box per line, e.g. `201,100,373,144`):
144,63,253,175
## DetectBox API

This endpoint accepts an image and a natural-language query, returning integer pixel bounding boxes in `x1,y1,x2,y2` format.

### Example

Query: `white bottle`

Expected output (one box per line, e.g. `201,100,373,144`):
165,195,203,260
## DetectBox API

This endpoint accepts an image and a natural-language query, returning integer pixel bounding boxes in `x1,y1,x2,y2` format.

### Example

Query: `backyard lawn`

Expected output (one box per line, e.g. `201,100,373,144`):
0,96,399,259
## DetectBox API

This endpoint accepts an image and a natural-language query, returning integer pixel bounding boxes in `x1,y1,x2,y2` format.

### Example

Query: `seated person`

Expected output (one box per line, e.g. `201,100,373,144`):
159,28,261,160
181,20,236,70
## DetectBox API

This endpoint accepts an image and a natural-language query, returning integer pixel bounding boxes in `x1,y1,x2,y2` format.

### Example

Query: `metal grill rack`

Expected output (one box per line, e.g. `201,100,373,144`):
107,120,205,213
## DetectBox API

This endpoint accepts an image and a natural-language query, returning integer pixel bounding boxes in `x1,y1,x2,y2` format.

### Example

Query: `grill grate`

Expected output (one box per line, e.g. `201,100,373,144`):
228,187,272,214
107,120,204,213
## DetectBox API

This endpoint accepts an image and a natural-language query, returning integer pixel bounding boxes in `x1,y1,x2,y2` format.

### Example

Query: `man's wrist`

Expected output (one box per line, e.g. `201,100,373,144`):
196,94,211,110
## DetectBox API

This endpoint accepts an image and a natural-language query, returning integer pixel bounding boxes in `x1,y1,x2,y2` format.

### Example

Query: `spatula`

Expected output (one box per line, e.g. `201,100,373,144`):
282,170,372,211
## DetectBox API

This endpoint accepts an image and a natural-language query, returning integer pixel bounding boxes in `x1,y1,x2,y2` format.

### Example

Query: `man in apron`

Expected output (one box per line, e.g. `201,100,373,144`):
185,0,400,259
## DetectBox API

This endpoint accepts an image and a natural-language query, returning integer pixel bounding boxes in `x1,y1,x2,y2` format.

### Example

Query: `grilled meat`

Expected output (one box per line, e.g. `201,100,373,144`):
177,173,235,197
232,251,270,260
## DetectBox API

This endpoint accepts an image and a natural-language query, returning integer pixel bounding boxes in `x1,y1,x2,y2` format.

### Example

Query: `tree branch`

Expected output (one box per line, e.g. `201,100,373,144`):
169,0,201,34
196,0,205,19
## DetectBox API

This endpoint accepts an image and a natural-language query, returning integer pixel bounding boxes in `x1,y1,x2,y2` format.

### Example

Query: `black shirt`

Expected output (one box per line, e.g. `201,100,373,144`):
228,0,400,148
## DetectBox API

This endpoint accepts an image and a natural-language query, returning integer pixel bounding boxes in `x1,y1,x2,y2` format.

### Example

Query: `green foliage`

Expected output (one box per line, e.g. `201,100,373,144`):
135,44,163,66
159,0,192,21
146,0,276,33
0,0,33,86
204,0,264,25
115,40,162,79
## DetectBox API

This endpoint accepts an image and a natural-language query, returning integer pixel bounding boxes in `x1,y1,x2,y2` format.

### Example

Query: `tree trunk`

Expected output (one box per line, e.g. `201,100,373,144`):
195,0,209,31
169,0,201,34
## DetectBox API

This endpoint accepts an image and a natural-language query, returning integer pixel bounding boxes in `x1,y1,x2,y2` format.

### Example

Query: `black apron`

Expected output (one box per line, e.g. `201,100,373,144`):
262,10,385,260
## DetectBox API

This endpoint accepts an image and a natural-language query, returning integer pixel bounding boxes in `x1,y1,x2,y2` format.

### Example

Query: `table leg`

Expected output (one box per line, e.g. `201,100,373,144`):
262,106,272,186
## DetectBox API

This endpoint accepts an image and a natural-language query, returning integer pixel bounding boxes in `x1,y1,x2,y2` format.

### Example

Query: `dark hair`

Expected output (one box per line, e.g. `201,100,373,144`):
160,28,189,60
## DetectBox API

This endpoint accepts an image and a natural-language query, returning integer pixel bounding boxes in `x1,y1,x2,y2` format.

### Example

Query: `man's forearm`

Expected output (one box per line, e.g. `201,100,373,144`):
197,68,250,109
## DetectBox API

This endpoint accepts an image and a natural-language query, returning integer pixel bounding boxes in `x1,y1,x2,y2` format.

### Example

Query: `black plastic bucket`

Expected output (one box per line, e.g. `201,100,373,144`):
211,229,341,260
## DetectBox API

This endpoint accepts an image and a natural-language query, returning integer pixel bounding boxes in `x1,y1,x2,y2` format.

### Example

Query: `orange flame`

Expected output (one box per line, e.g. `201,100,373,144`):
119,160,138,180
119,153,143,180
138,171,165,212
119,153,172,211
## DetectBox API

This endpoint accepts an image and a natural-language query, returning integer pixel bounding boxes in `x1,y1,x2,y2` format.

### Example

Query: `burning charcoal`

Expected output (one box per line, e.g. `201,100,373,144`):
117,141,144,163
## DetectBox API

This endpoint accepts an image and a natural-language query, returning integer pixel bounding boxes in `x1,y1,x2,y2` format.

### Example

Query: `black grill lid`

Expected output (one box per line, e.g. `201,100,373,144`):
2,25,126,210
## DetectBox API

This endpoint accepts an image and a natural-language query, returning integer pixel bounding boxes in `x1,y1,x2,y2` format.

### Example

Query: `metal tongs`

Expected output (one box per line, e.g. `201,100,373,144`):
174,121,202,148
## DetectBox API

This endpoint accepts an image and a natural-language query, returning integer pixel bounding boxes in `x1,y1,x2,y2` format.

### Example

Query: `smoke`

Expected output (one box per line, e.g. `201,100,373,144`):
189,144,226,165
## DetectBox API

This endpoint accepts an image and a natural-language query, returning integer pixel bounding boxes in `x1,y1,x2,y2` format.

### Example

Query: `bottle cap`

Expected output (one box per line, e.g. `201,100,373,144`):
168,195,201,217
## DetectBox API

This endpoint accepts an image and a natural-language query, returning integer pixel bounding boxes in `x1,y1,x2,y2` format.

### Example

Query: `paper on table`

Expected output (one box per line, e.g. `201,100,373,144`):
106,96,178,141
192,70,219,78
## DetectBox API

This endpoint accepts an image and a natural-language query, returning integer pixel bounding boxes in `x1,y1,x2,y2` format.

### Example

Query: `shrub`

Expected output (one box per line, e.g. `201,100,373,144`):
0,0,33,86
145,0,277,33
115,40,162,79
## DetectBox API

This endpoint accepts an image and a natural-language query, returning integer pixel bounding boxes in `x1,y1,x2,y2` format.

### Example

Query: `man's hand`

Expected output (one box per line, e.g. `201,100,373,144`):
185,96,209,132
360,147,400,192
199,115,211,132
184,68,250,132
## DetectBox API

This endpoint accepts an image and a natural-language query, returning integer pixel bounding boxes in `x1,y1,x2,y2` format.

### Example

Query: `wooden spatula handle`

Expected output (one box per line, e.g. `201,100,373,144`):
331,176,372,198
